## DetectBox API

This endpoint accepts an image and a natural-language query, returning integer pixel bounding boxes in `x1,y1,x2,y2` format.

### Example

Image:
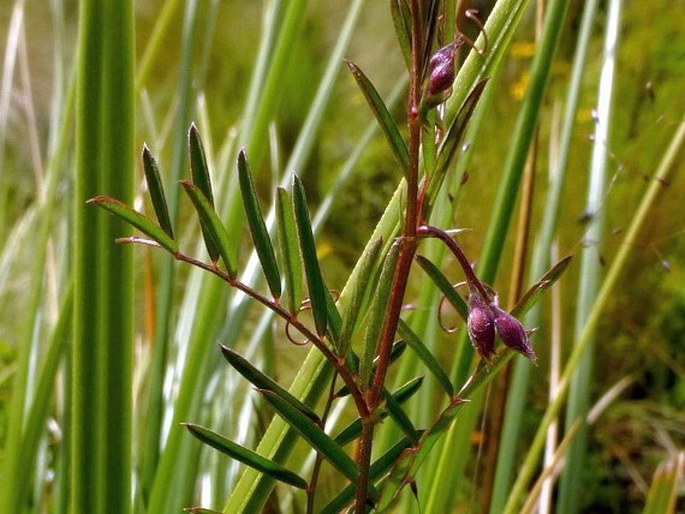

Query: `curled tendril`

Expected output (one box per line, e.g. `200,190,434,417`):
457,9,488,56
437,281,467,334
285,299,313,346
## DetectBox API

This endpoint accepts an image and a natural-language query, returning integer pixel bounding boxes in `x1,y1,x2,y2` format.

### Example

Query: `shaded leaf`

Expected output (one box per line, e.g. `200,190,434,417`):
390,0,412,70
179,181,237,276
219,345,319,422
87,196,178,254
276,187,303,313
511,255,573,317
384,388,420,443
238,149,282,298
188,123,220,262
336,340,407,398
334,377,424,446
415,254,468,321
183,423,307,489
259,389,357,483
142,145,174,239
321,435,419,514
346,61,409,169
398,319,454,396
360,242,400,386
292,174,327,336
324,286,343,350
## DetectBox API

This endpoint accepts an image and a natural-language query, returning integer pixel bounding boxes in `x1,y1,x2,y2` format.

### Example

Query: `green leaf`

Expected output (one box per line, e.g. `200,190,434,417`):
339,237,383,352
511,255,573,317
219,345,319,422
321,435,419,514
87,196,178,254
360,242,400,386
397,319,454,397
259,389,358,483
179,181,237,276
324,286,343,350
336,340,407,398
183,423,308,489
383,388,420,443
345,60,409,169
334,377,424,446
188,123,220,262
415,254,469,322
276,187,303,313
292,174,327,337
142,144,174,239
643,452,684,514
390,0,412,71
238,149,282,298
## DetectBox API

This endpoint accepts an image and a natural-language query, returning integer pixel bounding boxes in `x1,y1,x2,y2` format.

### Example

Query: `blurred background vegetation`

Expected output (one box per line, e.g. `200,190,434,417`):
0,0,683,512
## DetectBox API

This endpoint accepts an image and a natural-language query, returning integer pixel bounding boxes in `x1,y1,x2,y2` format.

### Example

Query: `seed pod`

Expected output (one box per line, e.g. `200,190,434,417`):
424,42,457,107
492,305,537,363
467,292,496,361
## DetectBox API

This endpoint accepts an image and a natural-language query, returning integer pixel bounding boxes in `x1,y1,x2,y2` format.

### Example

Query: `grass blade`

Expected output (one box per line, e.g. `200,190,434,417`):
183,423,308,489
142,144,174,239
510,255,573,317
87,196,178,254
415,254,468,322
292,174,327,337
179,180,237,276
219,344,319,422
345,60,409,169
643,453,685,514
238,149,282,298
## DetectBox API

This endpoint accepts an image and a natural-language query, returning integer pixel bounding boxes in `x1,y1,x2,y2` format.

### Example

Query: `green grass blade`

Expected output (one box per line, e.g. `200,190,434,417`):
510,255,573,317
643,453,685,514
179,181,237,276
238,149,282,299
292,174,327,337
276,186,303,313
383,388,421,443
219,344,319,422
259,389,358,482
142,144,174,239
390,0,412,70
345,60,409,169
183,423,308,489
87,196,178,254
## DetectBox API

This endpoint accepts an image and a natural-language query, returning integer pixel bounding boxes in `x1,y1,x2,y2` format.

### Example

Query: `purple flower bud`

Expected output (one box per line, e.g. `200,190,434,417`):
467,292,496,362
424,42,457,107
492,306,537,363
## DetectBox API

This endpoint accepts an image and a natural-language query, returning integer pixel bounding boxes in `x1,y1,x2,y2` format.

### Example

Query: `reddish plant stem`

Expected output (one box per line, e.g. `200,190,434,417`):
354,1,424,512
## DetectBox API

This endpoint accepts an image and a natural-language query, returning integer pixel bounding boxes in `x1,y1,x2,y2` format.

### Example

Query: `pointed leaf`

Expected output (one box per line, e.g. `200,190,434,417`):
219,345,319,422
276,187,303,313
415,254,468,322
183,423,308,489
259,389,358,483
142,145,174,239
321,435,419,514
643,452,684,514
339,237,383,352
346,61,409,169
336,340,407,398
179,181,237,276
188,123,220,262
511,255,573,317
390,0,412,71
87,196,178,254
292,174,327,336
360,242,400,385
398,319,454,396
383,388,420,443
324,286,343,350
238,150,282,298
334,377,424,446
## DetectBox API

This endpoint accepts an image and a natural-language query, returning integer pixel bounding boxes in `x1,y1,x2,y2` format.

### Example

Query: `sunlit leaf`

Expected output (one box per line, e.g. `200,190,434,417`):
390,0,412,70
219,345,319,422
238,149,282,298
179,181,237,276
87,196,178,254
643,452,684,514
142,145,174,239
346,60,409,169
511,255,573,317
183,423,307,489
276,187,303,313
